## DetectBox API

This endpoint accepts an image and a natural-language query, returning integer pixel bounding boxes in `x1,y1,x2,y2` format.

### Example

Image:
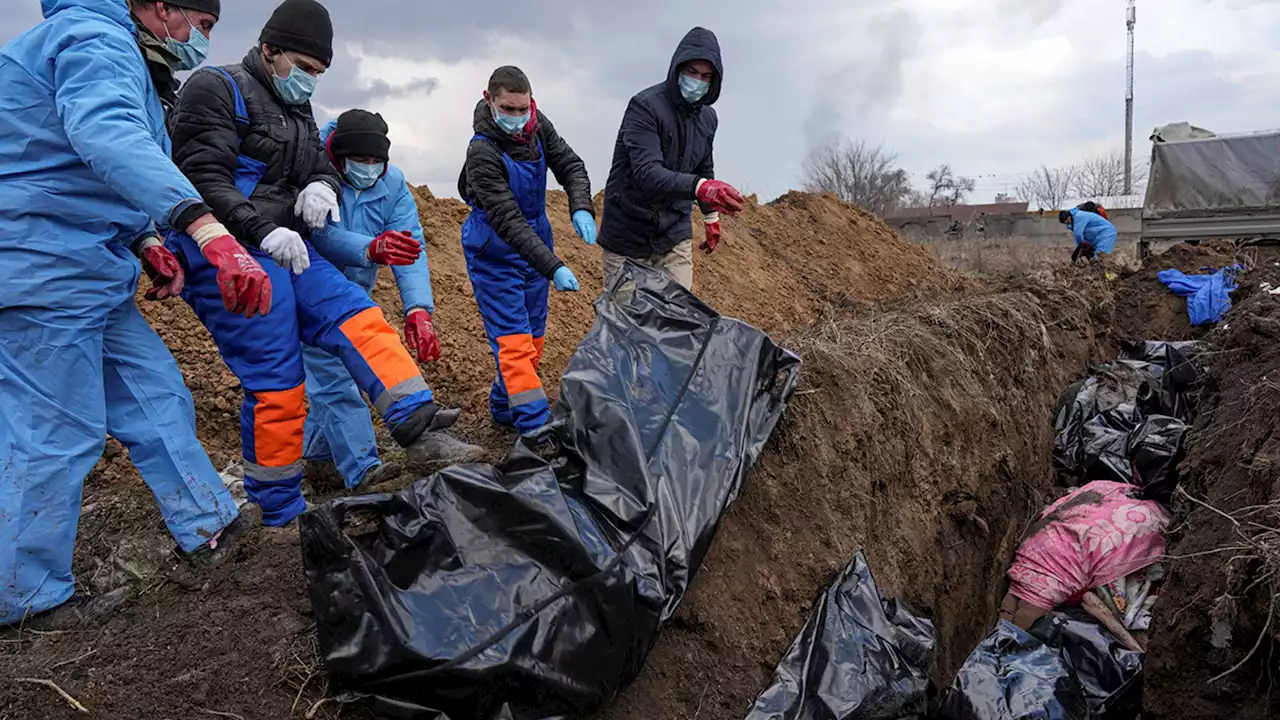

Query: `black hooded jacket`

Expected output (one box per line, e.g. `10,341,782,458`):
598,27,721,258
458,99,593,279
169,48,339,248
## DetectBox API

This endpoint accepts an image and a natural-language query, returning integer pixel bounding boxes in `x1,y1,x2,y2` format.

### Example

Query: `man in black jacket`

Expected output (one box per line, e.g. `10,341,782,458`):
167,0,481,530
458,65,595,435
598,26,746,290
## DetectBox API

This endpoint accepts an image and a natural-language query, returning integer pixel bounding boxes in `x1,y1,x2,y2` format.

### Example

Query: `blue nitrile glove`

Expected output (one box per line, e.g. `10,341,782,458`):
572,210,597,245
553,266,580,292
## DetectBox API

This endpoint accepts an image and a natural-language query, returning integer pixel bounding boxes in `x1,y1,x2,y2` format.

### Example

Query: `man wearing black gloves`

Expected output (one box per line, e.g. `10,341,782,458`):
167,0,480,529
599,26,746,290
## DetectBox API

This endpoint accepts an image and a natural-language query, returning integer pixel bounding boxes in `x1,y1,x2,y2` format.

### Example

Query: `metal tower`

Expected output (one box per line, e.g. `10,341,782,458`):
1124,0,1136,194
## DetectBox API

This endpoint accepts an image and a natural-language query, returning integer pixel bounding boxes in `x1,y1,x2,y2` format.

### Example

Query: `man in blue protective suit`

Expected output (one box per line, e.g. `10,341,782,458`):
0,0,276,627
168,0,483,529
459,65,596,435
1060,207,1118,263
305,109,441,490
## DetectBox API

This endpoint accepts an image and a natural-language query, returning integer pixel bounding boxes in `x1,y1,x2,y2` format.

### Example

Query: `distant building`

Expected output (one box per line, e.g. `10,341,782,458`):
884,201,1029,223
993,193,1019,204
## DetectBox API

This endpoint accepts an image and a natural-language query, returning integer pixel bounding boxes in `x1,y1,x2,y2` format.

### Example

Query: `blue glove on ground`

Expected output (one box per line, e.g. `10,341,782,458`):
553,266,580,292
572,210,597,245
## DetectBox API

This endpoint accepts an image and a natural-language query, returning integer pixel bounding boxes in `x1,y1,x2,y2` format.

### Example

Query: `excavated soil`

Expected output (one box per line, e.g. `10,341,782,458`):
0,188,1239,720
1144,261,1280,720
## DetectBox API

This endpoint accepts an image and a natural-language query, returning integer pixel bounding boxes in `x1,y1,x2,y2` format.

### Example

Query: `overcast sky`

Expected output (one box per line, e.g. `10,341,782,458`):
3,0,1276,203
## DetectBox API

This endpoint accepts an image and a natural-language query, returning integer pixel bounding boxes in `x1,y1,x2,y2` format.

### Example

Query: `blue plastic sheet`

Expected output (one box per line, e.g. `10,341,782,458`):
1157,265,1241,325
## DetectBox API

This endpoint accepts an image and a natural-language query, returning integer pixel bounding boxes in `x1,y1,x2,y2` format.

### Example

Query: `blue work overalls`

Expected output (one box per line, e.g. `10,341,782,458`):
461,136,553,434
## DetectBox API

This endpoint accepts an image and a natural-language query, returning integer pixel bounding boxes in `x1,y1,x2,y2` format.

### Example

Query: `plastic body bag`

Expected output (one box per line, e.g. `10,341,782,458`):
1052,341,1200,493
744,551,936,720
299,261,800,719
936,613,1142,720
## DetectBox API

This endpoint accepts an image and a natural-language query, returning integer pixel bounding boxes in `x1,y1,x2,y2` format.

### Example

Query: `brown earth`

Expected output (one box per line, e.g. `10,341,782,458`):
0,188,1243,720
1144,260,1280,720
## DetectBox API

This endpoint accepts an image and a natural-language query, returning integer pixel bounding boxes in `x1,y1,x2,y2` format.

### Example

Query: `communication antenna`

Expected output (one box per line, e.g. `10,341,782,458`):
1124,0,1136,195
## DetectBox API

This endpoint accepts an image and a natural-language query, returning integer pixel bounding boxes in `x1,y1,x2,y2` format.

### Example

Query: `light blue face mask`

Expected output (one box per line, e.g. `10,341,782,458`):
273,55,317,105
345,159,385,190
491,105,530,135
165,10,210,71
679,74,711,104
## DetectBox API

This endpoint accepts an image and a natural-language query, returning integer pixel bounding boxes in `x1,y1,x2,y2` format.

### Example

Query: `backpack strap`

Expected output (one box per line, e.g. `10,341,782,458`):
207,67,249,140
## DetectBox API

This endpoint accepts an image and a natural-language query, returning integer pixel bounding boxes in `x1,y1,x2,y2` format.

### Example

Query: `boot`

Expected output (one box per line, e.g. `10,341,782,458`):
407,430,487,465
392,402,485,464
181,512,252,567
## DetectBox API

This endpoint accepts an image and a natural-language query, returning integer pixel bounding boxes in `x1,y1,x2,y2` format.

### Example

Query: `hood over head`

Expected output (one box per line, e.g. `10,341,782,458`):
666,26,723,109
44,0,131,27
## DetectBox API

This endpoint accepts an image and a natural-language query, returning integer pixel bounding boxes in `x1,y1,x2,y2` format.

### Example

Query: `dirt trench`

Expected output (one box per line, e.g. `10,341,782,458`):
0,191,1225,719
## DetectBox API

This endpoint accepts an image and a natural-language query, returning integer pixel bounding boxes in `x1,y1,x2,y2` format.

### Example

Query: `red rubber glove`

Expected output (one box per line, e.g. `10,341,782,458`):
696,179,746,215
404,309,441,363
201,235,272,318
700,220,722,254
141,244,185,300
368,230,421,266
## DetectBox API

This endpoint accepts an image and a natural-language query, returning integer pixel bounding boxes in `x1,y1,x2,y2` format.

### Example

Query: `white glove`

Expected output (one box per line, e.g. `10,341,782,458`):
294,181,340,229
261,227,310,275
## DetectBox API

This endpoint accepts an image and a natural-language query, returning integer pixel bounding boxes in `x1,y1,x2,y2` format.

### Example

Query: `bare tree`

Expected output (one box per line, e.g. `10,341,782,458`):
1016,165,1076,210
1071,149,1148,198
802,140,915,216
923,164,976,207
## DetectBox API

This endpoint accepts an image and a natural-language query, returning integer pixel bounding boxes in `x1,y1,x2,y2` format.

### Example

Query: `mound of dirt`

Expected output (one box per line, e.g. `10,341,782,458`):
1144,264,1280,720
1109,242,1244,343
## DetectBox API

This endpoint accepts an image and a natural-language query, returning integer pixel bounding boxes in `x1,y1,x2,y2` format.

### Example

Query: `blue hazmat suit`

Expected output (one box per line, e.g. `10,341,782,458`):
0,0,239,625
1067,207,1117,255
303,121,435,488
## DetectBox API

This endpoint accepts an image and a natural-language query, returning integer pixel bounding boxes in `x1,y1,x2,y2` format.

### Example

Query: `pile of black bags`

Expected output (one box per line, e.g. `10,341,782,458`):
1051,340,1199,504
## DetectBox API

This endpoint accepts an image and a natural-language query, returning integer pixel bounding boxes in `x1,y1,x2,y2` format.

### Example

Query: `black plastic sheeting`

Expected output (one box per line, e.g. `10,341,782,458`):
299,262,801,719
1051,340,1200,498
744,551,937,720
934,613,1142,720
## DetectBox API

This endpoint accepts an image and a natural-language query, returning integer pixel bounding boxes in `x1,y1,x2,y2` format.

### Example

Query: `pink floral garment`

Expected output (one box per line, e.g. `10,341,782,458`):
1008,481,1170,610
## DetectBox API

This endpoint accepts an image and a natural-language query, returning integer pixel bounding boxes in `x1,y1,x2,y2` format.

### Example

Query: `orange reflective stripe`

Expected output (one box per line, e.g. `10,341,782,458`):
496,334,542,395
340,306,421,390
532,336,545,368
253,385,306,466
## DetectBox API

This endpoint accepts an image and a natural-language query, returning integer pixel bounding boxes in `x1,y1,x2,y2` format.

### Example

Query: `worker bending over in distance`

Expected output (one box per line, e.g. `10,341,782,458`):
305,109,440,490
1060,206,1118,264
167,0,481,528
459,65,595,435
0,0,265,626
599,26,746,290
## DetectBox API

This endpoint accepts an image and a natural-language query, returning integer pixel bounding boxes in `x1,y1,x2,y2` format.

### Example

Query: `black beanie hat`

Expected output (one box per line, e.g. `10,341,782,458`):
1058,210,1072,224
331,110,391,161
259,0,334,67
164,0,221,19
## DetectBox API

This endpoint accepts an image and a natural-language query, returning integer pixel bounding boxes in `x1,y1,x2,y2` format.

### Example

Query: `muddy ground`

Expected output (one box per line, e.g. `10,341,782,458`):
0,191,1270,719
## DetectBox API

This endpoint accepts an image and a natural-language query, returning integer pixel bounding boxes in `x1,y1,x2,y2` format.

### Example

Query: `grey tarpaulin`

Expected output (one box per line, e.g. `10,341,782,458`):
744,551,936,720
1144,130,1280,219
298,261,801,719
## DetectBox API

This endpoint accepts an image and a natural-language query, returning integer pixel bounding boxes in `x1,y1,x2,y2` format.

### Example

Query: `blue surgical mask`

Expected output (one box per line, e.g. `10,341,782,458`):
345,159,385,190
164,10,209,71
492,104,529,135
679,74,711,104
273,55,317,105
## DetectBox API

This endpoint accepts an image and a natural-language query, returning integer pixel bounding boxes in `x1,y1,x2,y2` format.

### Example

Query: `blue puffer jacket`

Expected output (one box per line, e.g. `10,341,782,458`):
599,27,723,258
1068,207,1118,254
0,0,209,312
308,121,434,313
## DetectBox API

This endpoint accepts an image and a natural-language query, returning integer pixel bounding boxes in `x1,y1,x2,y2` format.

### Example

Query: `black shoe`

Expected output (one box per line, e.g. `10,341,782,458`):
406,430,486,465
181,513,251,567
351,461,402,493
